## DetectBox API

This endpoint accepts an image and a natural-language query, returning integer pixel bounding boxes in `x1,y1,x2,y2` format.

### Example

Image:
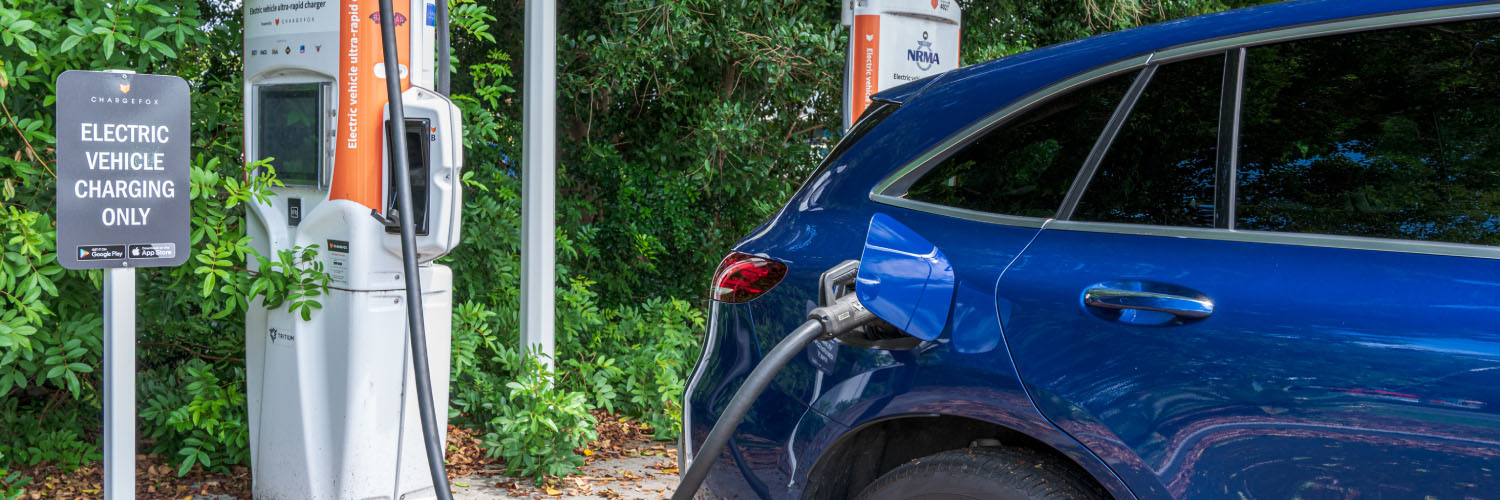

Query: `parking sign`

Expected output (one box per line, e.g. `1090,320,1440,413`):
55,70,190,269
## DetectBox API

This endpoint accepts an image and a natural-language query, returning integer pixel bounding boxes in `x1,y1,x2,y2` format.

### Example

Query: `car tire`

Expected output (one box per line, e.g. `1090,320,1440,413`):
854,447,1109,500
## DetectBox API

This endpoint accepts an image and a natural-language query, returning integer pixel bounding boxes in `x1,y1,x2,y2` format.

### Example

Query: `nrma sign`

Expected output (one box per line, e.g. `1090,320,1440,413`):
908,37,941,71
844,0,960,129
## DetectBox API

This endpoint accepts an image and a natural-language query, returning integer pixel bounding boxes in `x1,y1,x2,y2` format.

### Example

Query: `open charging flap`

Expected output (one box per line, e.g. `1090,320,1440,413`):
855,213,956,341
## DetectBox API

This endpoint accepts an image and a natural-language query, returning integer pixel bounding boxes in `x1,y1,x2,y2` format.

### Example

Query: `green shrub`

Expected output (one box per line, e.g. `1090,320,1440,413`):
556,297,703,440
613,298,704,439
481,348,598,480
139,360,249,476
0,425,99,471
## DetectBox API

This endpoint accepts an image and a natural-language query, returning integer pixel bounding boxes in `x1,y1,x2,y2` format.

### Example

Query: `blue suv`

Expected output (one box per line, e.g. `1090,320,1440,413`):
684,1,1500,498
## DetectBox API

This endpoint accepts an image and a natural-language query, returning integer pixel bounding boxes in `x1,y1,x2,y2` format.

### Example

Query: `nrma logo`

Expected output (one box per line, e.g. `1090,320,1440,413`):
908,32,940,71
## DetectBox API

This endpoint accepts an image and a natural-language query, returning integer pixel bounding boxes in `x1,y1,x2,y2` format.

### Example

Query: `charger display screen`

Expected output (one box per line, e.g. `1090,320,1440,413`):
256,83,325,188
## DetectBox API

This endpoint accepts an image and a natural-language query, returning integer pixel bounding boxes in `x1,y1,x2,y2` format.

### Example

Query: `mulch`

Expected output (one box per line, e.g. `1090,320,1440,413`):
6,412,675,499
10,453,251,499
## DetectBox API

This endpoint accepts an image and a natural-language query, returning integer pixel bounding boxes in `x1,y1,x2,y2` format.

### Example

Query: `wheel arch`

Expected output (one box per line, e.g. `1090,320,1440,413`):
801,413,1134,500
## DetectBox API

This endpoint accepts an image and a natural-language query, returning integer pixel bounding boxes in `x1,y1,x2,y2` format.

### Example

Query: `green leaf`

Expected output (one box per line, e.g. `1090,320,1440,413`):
14,34,35,56
177,451,196,476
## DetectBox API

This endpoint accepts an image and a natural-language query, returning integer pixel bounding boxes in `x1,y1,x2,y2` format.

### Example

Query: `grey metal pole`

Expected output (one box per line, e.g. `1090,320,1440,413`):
436,0,451,96
103,267,135,500
521,0,557,370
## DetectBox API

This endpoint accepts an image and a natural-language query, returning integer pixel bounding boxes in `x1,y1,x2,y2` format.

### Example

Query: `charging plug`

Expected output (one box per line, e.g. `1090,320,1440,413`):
808,292,877,340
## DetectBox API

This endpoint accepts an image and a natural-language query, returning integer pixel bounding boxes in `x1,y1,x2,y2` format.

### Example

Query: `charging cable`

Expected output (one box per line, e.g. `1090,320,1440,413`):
374,2,455,498
672,291,878,499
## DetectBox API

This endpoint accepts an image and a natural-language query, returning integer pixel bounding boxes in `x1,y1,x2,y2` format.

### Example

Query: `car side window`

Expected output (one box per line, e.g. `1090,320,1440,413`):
1237,18,1500,244
904,72,1134,218
1074,54,1225,227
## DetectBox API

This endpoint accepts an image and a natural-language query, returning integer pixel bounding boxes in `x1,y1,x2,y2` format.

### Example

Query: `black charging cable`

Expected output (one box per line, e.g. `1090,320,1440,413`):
375,2,455,499
672,292,877,499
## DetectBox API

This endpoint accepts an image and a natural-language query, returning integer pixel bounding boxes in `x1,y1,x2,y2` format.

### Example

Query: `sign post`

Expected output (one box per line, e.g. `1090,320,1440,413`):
55,70,191,500
102,267,134,499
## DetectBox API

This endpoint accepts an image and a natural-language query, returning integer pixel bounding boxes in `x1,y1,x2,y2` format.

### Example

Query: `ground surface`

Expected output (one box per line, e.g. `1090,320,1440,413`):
451,453,677,499
9,412,679,499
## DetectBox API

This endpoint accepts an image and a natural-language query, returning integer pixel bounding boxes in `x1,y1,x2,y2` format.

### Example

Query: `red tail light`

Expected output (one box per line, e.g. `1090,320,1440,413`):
711,252,788,303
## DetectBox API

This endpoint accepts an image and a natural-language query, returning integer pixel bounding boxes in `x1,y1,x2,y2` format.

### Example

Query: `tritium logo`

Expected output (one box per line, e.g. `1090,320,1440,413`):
908,31,940,71
269,327,296,344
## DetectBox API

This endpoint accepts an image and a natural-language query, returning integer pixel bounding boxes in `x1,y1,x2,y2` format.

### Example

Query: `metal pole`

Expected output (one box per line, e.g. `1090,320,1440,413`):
521,0,556,370
103,267,135,500
436,0,451,96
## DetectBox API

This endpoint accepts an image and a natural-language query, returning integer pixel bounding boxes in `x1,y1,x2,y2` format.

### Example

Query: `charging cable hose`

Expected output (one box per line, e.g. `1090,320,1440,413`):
672,293,877,499
374,2,455,499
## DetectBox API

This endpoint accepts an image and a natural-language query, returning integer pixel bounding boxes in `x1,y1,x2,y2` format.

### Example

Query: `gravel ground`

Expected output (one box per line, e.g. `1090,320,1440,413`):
452,452,678,499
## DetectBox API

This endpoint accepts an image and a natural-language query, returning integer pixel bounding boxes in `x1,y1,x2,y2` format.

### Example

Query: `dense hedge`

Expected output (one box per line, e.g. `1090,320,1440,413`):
0,0,1266,492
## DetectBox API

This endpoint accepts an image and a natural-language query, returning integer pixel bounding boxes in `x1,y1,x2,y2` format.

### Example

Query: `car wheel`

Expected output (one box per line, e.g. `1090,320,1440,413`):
854,447,1109,500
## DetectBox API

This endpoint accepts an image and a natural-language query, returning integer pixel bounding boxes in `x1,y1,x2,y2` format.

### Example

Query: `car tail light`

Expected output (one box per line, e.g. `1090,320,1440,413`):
711,252,788,303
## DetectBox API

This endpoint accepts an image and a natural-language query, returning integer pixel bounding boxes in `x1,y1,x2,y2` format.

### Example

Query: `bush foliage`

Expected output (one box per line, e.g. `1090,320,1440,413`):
0,0,1271,488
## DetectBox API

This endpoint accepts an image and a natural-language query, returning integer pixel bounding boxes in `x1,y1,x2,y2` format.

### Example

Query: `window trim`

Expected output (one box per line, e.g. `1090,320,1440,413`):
870,3,1500,259
1055,65,1158,220
1043,219,1500,261
1213,47,1245,230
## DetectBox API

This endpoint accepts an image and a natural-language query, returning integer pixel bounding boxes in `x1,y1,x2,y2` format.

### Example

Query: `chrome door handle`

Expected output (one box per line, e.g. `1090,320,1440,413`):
1084,284,1214,319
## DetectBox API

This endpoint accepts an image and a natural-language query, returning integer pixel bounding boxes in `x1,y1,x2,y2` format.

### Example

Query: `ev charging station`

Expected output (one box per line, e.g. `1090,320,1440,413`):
242,0,462,497
841,0,962,129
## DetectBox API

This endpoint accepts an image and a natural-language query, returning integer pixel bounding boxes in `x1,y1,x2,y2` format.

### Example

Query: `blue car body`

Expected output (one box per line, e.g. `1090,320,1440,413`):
684,1,1500,498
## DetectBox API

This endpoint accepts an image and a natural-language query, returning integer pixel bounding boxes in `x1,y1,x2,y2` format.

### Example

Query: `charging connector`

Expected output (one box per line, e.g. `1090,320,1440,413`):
808,293,876,340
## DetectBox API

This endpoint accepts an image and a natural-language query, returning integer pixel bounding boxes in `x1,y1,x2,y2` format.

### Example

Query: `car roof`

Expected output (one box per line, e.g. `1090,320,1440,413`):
872,0,1489,106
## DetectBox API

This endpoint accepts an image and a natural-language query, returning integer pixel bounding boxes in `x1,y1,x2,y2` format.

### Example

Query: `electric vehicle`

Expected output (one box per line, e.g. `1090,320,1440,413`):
683,1,1500,498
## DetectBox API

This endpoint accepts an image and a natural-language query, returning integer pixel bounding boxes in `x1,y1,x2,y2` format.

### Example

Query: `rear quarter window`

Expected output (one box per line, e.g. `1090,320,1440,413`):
902,72,1135,218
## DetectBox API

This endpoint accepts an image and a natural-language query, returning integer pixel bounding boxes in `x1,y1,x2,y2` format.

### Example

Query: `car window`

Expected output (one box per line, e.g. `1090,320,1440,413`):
1075,54,1225,227
1237,18,1500,245
904,72,1135,218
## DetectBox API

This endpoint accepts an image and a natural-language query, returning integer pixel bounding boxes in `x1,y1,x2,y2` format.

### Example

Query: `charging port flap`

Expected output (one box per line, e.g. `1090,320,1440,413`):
855,213,956,341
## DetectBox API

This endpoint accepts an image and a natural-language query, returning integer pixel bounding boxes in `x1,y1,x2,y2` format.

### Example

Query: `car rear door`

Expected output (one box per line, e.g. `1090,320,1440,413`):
997,16,1500,499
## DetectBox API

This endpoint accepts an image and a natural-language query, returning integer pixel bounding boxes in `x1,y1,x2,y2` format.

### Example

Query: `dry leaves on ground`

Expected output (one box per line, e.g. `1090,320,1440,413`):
14,453,249,500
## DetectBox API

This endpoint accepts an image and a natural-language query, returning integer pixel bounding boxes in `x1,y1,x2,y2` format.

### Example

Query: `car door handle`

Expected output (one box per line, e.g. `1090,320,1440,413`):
1083,284,1214,320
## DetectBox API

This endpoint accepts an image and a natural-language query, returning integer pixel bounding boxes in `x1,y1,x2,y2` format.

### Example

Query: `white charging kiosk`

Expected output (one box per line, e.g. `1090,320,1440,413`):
242,0,462,497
